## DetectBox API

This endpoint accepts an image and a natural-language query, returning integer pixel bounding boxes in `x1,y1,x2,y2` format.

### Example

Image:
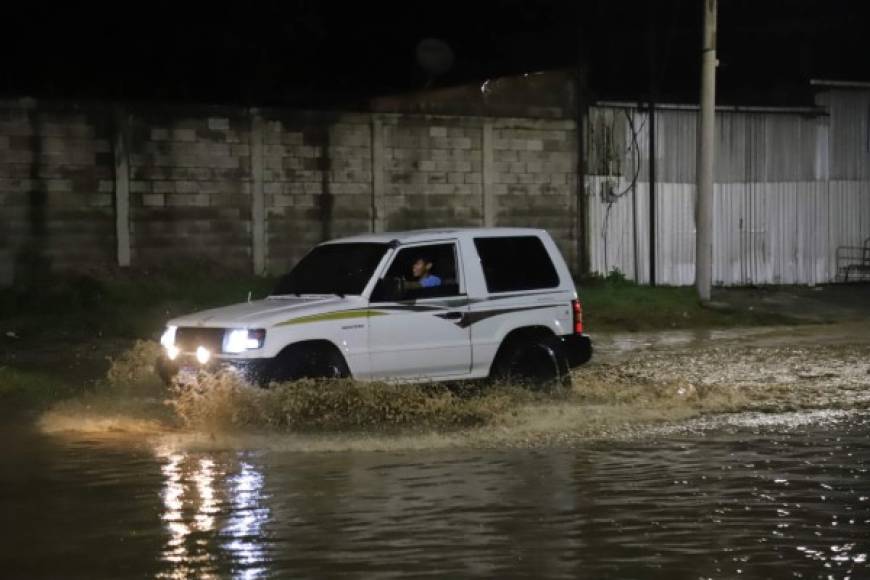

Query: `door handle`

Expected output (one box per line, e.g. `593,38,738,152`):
443,311,463,320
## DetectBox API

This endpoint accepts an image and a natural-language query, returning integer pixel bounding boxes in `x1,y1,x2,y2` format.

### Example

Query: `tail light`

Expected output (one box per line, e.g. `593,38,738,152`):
572,299,583,334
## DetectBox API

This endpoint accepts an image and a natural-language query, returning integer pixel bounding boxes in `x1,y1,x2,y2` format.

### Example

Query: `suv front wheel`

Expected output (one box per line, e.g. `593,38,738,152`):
266,343,350,384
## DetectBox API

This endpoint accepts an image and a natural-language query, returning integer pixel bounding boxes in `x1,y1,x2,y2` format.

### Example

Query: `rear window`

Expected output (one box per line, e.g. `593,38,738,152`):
474,236,560,293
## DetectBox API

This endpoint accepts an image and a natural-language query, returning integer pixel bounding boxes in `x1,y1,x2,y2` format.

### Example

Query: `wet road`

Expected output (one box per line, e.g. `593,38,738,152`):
2,411,868,579
2,322,869,579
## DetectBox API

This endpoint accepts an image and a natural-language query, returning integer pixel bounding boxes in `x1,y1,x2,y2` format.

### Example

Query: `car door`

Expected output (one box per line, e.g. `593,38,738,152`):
367,241,471,380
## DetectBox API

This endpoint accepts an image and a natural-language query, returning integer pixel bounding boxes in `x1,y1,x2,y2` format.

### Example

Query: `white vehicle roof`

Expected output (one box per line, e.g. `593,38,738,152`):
321,227,551,245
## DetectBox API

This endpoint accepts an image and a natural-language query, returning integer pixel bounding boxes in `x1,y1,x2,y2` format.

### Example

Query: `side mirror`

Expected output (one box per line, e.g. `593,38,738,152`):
373,277,405,302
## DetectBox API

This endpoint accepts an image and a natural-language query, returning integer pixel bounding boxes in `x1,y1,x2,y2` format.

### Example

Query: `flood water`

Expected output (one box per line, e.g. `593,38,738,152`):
3,323,869,579
2,410,868,579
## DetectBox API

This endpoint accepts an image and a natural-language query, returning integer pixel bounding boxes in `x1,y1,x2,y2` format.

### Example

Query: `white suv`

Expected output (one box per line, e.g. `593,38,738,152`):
157,228,592,386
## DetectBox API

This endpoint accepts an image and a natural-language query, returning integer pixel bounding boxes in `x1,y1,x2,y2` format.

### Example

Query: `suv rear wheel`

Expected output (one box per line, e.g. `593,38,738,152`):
491,335,571,391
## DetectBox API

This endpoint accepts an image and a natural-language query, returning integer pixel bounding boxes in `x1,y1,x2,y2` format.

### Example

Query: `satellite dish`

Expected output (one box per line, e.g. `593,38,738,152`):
416,38,455,77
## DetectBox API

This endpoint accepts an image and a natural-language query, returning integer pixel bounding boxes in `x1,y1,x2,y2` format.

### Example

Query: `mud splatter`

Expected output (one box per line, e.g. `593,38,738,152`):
37,329,870,451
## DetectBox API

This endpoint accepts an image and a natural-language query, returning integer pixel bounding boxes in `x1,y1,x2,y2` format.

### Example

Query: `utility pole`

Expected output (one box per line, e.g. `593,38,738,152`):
696,0,717,302
648,4,657,287
575,3,591,278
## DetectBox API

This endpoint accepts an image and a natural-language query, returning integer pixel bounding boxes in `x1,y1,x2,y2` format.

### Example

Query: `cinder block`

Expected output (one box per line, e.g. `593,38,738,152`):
190,168,213,181
207,144,231,157
88,194,112,207
151,128,170,141
210,193,247,208
331,183,371,195
141,193,165,207
176,181,199,194
198,181,220,194
40,137,68,154
282,157,303,171
218,156,241,169
429,127,448,138
518,173,535,184
130,181,151,194
173,129,197,142
46,179,73,193
168,193,210,207
152,181,176,194
282,132,304,146
272,194,294,207
4,150,34,163
284,183,305,194
208,117,230,131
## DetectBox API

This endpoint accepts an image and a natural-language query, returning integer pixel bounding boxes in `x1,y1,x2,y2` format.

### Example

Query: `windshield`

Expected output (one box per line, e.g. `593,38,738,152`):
271,242,390,296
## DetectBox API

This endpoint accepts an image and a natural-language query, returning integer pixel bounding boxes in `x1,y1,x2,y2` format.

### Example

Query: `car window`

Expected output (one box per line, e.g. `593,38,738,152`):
272,243,390,296
373,243,461,301
474,236,560,292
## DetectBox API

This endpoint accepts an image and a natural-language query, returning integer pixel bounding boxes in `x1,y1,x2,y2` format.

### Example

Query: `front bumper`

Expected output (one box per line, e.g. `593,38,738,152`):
156,354,271,385
560,334,593,367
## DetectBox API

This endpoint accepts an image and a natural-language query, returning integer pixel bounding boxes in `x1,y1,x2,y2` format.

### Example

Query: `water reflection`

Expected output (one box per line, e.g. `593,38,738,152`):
223,462,269,580
156,449,269,579
10,412,867,578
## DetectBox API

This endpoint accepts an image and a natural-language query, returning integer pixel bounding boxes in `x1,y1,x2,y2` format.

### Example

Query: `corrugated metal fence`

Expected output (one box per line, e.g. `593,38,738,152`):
586,90,870,285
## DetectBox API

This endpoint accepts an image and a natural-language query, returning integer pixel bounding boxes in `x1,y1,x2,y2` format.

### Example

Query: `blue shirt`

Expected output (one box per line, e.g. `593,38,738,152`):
420,274,442,288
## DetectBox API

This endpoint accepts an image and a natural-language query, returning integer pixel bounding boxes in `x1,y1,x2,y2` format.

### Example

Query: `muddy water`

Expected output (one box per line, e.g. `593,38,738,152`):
1,411,868,579
3,323,870,578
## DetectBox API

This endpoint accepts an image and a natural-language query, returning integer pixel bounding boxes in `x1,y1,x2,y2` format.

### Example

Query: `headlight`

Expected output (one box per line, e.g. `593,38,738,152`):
161,326,177,348
223,329,266,353
196,346,211,365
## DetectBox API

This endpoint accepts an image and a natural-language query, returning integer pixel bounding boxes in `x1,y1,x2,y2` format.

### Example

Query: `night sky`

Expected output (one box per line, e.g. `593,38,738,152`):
3,1,869,108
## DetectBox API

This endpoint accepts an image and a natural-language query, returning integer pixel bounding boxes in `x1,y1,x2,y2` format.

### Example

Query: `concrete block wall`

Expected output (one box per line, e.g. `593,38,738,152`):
127,109,253,268
262,113,374,273
0,98,580,280
381,115,484,232
0,100,116,274
490,119,578,267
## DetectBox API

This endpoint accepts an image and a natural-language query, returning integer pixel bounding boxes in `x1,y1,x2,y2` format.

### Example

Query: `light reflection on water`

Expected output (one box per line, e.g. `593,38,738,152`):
155,449,269,579
223,462,269,580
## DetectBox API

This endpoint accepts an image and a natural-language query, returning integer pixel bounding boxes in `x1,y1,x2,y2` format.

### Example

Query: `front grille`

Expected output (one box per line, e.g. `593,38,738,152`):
176,327,225,353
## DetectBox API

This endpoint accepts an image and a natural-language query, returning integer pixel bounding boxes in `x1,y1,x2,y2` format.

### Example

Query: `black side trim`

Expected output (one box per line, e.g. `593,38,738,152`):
376,304,448,312
436,304,557,328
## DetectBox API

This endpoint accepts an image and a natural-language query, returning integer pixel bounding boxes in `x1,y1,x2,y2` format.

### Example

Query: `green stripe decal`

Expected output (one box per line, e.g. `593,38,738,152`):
275,309,388,327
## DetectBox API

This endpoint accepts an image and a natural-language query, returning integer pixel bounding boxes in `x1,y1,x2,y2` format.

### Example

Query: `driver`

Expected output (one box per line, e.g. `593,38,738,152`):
407,254,441,288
